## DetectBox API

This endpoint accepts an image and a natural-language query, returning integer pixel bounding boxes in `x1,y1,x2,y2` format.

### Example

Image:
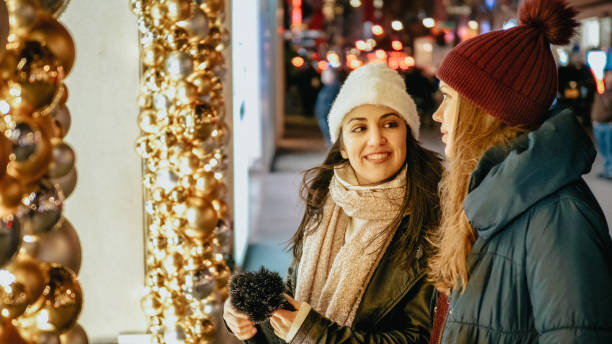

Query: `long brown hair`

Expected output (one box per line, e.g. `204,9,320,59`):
428,97,527,294
289,125,443,265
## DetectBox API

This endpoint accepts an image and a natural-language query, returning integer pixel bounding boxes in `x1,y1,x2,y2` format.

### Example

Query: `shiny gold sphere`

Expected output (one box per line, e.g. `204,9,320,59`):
137,94,152,108
174,80,197,105
27,14,76,76
182,197,217,240
6,0,40,35
141,293,164,317
176,7,210,43
0,175,23,213
0,279,29,319
211,199,229,219
6,121,52,184
164,26,189,51
15,265,82,333
37,0,71,18
162,251,185,276
0,320,28,344
8,256,49,306
177,152,199,176
193,172,219,199
1,43,63,112
141,43,165,67
149,2,168,28
166,0,192,22
187,70,214,94
168,187,187,203
202,0,224,14
138,109,160,134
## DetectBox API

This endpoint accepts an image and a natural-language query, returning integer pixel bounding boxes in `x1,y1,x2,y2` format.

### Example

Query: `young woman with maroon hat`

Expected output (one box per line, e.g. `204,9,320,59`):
427,0,612,343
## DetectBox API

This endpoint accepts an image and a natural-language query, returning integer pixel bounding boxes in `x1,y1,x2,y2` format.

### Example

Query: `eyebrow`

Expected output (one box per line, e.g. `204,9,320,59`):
347,112,400,124
381,113,400,119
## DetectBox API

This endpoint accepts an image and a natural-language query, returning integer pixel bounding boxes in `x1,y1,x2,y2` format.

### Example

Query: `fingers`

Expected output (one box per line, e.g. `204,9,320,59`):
223,301,257,340
273,308,292,319
224,300,251,320
283,293,301,309
235,326,257,341
270,315,287,340
227,318,257,340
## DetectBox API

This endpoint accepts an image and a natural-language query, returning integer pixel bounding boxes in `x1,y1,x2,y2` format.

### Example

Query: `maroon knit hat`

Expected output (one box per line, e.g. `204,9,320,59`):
436,0,578,129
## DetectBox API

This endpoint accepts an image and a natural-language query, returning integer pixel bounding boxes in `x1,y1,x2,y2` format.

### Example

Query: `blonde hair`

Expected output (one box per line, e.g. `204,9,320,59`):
428,96,527,294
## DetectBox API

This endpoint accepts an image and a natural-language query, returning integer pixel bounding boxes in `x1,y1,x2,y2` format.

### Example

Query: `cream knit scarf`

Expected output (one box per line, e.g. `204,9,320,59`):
294,164,406,326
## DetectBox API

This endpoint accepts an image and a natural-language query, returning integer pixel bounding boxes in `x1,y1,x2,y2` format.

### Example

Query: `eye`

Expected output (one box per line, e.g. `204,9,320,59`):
351,125,366,133
383,120,399,128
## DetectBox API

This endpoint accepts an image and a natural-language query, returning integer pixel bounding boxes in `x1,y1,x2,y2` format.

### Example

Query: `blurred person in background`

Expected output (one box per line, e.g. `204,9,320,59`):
404,67,437,128
557,45,596,127
225,63,443,343
428,0,612,343
591,66,612,180
314,67,343,145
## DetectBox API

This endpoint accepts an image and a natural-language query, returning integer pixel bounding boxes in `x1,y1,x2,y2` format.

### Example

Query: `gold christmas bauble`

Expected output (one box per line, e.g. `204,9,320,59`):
141,43,165,67
27,14,76,76
0,279,29,319
16,264,82,333
7,255,49,306
193,172,219,199
182,197,217,240
166,0,192,22
211,199,229,219
141,293,163,317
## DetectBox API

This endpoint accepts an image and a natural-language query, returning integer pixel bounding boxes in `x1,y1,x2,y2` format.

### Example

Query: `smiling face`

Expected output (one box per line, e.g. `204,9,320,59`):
339,104,408,185
432,81,460,157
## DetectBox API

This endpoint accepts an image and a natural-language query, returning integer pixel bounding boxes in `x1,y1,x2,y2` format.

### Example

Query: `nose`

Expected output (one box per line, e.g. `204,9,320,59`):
432,107,443,123
367,127,386,146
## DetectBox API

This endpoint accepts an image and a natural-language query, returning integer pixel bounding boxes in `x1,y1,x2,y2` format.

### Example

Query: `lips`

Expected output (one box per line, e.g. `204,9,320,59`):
364,152,391,163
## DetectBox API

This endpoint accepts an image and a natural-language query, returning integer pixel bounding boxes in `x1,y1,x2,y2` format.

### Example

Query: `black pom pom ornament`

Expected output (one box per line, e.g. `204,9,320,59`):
229,267,295,323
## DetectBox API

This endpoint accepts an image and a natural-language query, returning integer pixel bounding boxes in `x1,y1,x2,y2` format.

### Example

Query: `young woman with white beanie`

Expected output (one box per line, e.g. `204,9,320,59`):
225,62,443,343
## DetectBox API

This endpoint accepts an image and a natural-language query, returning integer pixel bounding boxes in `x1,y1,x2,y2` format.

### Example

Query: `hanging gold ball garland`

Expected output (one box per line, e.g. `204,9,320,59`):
0,0,89,343
132,0,232,343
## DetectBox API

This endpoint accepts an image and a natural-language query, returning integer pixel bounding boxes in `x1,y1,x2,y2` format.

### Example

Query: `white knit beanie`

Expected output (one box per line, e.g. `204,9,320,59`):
327,63,419,143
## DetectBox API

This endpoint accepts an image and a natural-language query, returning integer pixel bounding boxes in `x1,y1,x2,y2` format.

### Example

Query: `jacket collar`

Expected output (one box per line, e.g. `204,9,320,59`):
464,109,596,239
353,218,425,329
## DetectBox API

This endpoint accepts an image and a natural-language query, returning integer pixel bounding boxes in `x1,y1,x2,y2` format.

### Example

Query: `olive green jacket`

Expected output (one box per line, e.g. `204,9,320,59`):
246,223,434,344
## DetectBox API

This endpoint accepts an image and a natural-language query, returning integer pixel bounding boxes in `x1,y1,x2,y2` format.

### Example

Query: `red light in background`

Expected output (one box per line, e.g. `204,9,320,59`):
391,40,403,51
291,0,302,29
292,56,305,68
317,60,329,70
372,24,384,36
375,49,387,59
355,40,367,50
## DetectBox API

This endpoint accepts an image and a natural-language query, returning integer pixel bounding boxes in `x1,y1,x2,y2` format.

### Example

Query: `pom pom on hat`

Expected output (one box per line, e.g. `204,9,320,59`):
327,63,419,143
519,0,578,45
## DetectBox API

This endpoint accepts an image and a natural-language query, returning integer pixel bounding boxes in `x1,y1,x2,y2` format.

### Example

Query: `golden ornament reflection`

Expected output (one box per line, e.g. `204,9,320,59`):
135,1,231,341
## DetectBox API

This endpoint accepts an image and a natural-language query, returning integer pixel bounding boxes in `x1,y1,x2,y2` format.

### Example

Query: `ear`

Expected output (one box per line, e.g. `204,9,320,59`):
340,146,348,159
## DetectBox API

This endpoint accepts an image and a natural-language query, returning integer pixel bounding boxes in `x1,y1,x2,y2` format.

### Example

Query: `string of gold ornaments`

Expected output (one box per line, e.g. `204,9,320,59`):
130,0,232,343
0,0,89,343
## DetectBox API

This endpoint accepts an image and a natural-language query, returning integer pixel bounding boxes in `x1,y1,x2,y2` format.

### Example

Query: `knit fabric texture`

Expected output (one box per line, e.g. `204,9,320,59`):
327,63,420,142
294,163,406,326
436,0,578,129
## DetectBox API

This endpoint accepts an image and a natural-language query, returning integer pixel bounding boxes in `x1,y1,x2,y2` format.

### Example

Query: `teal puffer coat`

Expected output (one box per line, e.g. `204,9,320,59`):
441,110,612,343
